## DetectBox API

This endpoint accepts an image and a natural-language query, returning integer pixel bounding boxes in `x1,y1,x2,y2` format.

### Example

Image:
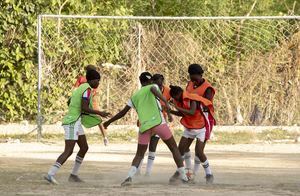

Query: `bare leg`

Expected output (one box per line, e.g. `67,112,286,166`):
132,144,148,167
69,135,89,181
46,140,76,184
163,136,189,183
149,135,160,152
121,144,148,186
178,137,194,169
163,136,183,168
195,139,213,184
56,140,76,165
76,135,89,158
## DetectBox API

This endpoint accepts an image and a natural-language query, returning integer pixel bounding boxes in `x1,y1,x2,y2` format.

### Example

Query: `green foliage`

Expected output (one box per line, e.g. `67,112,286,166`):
0,0,299,123
0,0,132,122
0,1,38,122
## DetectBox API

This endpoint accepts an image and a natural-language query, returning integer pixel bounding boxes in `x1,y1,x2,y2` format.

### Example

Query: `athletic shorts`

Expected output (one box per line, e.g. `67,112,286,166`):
182,127,206,142
63,118,84,140
138,124,172,145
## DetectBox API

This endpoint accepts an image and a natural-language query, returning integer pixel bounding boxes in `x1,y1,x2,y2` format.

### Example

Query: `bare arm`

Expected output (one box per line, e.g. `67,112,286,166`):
99,124,107,137
103,105,131,128
150,86,173,122
81,99,110,117
204,87,213,101
174,100,197,116
99,124,109,146
150,86,169,107
203,87,213,112
170,110,184,117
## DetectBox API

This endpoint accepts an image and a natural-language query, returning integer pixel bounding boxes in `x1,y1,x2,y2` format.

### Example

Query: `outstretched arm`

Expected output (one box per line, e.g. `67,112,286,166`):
82,99,110,117
103,105,131,128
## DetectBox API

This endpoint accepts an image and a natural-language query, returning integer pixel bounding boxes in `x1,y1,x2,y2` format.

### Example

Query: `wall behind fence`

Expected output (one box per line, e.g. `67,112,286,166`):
39,16,300,126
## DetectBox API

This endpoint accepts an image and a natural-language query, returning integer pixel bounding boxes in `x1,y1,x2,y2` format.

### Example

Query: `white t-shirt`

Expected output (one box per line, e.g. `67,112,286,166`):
127,84,166,124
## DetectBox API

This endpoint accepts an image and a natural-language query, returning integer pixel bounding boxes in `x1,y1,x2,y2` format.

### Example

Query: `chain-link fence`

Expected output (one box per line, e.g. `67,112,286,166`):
38,15,300,137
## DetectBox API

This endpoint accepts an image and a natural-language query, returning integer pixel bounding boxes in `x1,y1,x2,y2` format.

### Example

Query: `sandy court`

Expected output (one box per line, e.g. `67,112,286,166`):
0,142,299,196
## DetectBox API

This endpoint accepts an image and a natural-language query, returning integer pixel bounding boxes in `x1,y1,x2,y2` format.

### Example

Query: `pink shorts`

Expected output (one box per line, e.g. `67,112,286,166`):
138,124,172,145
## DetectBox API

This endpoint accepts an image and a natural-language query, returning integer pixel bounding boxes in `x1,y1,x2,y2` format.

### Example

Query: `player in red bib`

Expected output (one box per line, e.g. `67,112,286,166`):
169,84,215,184
182,63,216,183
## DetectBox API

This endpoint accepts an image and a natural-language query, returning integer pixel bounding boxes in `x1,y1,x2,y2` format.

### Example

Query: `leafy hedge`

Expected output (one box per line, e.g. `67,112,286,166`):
0,0,298,123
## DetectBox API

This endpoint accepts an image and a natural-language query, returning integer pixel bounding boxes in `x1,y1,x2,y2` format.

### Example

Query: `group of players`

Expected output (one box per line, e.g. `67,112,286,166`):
44,63,216,186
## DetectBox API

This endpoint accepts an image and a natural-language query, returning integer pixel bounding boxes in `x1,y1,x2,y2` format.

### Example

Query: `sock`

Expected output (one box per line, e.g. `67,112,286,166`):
184,151,192,169
71,155,83,176
201,160,212,175
146,151,155,175
48,162,61,176
137,158,144,174
127,166,137,178
177,167,188,181
193,156,201,175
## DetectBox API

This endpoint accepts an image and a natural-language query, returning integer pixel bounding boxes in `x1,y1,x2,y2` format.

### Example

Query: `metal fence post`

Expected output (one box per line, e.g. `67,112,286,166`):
136,23,143,90
37,15,43,141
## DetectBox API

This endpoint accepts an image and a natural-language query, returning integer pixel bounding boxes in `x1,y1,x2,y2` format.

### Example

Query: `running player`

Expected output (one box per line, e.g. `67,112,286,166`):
44,69,110,184
74,65,108,145
137,74,171,176
103,72,188,186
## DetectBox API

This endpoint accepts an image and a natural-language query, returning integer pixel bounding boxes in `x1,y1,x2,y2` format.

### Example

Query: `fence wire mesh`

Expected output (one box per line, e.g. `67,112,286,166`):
39,16,300,129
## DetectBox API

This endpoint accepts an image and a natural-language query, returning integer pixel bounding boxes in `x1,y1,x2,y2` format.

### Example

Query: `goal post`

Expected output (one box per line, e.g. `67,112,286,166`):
37,15,300,140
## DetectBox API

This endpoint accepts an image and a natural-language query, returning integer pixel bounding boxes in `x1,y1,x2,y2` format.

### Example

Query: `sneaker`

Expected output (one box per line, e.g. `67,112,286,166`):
68,174,84,183
180,174,189,184
169,171,180,184
44,174,59,185
121,177,132,186
205,174,214,184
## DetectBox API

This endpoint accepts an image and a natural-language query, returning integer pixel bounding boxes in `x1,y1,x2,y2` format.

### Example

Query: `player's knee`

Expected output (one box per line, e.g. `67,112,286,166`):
64,149,73,157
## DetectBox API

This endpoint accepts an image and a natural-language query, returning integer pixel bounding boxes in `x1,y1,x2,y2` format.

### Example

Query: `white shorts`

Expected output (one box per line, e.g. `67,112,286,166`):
182,127,206,142
63,118,84,140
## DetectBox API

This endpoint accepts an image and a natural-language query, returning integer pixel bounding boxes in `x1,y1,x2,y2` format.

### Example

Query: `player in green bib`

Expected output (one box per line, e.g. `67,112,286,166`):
45,69,110,184
104,72,189,186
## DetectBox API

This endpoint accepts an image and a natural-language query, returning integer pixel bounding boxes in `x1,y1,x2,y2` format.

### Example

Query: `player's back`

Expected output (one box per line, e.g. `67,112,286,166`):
131,84,162,132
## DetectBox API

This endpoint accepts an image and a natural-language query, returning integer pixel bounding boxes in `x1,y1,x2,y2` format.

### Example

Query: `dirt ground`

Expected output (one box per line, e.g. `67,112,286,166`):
0,142,299,196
